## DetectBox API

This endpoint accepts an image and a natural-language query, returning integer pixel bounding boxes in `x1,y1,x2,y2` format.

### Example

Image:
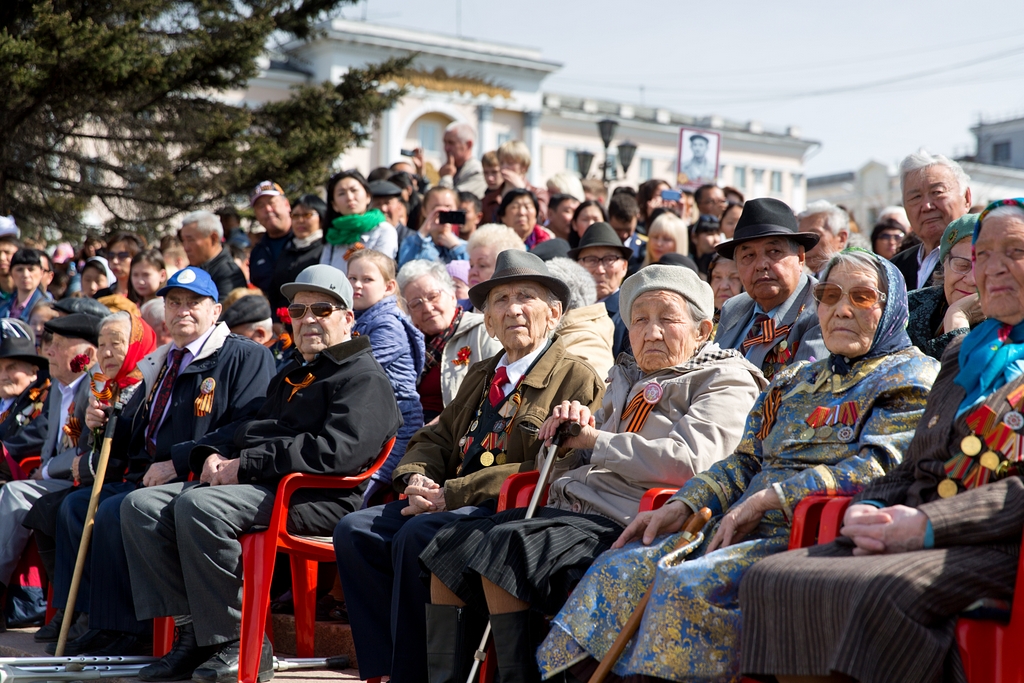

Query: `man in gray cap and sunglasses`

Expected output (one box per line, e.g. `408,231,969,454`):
121,264,402,683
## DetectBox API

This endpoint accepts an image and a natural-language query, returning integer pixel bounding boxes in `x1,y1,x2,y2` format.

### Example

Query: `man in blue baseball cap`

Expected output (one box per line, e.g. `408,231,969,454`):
45,265,276,658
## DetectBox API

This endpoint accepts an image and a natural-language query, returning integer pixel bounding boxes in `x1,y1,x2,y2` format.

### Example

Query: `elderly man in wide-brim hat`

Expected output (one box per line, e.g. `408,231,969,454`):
334,250,606,683
713,197,828,380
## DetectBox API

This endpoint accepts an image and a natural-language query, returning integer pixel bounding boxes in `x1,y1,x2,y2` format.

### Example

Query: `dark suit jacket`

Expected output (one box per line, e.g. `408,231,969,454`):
603,290,629,359
200,248,248,302
855,336,1024,552
890,245,922,291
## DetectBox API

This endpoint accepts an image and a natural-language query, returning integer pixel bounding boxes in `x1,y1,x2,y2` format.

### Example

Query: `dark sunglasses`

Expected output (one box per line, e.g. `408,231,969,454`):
813,283,886,309
287,302,344,320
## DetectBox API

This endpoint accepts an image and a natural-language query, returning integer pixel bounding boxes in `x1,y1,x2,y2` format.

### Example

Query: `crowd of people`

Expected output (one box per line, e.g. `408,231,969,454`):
0,119,1018,683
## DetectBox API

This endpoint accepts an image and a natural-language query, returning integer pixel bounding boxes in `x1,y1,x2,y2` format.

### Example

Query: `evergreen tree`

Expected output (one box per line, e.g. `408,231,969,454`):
0,1,409,240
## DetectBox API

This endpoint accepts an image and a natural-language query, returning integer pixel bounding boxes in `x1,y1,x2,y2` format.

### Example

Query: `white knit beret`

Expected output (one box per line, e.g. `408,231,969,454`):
620,264,715,324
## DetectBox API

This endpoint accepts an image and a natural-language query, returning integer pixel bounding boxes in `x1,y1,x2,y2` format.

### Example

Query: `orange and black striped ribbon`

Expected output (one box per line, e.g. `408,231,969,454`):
742,318,792,351
285,373,315,402
620,391,656,433
756,387,782,441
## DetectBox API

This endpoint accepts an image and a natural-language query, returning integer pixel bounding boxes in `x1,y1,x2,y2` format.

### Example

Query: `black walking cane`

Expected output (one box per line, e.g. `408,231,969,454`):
54,402,124,657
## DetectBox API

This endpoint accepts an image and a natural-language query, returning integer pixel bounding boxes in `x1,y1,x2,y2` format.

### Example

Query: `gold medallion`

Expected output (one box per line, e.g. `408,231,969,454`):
937,479,959,498
960,435,983,456
779,340,788,351
496,452,507,465
479,451,494,467
980,451,1001,471
798,427,816,441
816,426,833,439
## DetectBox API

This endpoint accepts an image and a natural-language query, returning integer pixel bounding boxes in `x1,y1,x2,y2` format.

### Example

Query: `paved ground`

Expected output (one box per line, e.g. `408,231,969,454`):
0,617,369,683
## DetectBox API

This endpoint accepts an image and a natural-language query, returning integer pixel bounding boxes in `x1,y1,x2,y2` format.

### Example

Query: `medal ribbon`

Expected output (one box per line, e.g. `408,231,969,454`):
805,401,860,429
620,391,656,433
285,373,315,402
742,318,791,351
194,379,216,417
755,387,782,441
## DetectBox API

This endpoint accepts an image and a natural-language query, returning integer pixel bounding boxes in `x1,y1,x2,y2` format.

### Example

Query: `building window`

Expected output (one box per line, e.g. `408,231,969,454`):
496,131,512,147
734,167,746,188
994,141,1011,164
771,171,783,193
418,122,441,154
565,150,579,174
752,169,764,183
606,153,617,179
639,158,653,181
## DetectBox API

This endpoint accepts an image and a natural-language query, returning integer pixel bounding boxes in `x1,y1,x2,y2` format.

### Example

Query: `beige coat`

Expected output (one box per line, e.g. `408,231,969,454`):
439,312,503,407
548,343,767,526
555,303,616,380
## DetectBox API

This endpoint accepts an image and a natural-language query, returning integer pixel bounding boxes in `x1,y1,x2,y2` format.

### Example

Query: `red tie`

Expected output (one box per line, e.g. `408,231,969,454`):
489,366,509,407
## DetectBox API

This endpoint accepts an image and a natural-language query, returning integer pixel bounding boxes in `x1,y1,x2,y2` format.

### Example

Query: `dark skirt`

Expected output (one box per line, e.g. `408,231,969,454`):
420,506,622,615
738,539,1018,683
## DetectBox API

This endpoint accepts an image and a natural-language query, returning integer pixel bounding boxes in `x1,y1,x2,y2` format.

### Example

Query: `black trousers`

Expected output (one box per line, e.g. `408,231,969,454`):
332,499,494,682
54,482,148,634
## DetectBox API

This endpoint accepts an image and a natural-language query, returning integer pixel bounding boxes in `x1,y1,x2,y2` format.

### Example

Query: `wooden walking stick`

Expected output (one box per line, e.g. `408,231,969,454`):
464,420,581,683
588,506,713,683
54,402,124,657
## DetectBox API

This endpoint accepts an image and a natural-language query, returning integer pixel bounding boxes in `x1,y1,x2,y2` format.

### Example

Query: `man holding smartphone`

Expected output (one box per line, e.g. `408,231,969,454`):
397,187,469,268
437,123,486,199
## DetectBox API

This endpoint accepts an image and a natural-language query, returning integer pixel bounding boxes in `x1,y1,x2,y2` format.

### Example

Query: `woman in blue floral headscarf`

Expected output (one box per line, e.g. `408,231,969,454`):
537,249,940,683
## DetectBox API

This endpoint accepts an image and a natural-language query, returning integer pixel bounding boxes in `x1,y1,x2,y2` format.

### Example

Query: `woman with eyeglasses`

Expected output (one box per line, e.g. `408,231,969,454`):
98,232,146,303
397,260,502,423
321,170,398,273
269,194,326,316
536,249,939,683
907,215,986,360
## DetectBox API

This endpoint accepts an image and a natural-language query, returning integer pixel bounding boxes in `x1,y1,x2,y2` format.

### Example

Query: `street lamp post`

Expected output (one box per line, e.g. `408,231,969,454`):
617,141,637,178
576,150,595,179
598,119,618,184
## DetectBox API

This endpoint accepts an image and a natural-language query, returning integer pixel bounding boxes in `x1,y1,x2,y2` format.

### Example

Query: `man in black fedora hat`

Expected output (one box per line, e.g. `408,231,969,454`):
569,222,633,357
333,250,604,683
0,319,50,482
713,197,827,379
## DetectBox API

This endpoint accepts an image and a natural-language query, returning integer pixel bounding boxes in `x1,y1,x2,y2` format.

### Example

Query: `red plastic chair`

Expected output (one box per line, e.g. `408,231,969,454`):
237,437,396,683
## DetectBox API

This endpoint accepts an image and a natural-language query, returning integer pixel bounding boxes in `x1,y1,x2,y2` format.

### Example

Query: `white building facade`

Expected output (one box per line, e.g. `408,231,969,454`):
238,19,818,208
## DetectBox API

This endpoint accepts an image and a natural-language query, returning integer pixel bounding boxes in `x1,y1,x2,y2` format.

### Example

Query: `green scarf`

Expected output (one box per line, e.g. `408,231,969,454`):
326,209,387,246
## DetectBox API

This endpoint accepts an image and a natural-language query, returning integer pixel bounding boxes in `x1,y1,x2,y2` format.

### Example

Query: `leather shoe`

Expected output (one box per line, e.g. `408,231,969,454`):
35,610,88,643
140,623,219,682
46,629,133,656
191,636,274,683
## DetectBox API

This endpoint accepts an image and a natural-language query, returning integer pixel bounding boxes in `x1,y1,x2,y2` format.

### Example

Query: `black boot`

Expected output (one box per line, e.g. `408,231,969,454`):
139,623,219,682
490,610,545,683
425,604,488,683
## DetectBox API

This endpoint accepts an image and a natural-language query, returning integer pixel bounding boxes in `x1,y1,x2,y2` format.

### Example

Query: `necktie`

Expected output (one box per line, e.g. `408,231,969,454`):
146,349,185,457
489,366,509,407
742,313,791,351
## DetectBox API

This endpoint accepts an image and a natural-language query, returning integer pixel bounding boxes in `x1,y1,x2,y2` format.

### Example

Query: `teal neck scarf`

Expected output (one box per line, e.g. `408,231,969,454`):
326,209,386,246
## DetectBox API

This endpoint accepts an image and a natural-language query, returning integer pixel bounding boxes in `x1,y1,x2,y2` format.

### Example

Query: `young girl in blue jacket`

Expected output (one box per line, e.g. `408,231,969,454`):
347,249,425,504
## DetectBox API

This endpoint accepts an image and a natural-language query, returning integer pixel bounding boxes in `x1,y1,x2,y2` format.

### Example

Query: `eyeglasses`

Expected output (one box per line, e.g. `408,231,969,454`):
579,255,625,269
946,256,973,275
407,289,445,311
108,251,132,262
291,211,317,220
876,233,903,242
813,283,887,309
287,302,344,319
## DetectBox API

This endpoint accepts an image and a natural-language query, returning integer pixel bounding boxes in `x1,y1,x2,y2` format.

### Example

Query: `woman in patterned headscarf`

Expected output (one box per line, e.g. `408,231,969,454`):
537,249,939,683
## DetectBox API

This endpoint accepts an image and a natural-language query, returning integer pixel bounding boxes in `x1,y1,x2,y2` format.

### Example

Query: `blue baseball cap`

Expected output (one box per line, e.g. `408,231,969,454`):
157,266,219,300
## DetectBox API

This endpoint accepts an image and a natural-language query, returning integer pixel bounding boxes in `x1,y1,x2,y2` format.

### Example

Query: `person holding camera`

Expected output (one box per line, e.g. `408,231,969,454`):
397,187,469,269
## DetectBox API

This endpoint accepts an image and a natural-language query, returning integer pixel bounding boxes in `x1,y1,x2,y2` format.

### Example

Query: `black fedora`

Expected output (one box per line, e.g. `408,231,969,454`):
468,250,571,311
714,198,819,259
567,222,633,260
0,320,46,367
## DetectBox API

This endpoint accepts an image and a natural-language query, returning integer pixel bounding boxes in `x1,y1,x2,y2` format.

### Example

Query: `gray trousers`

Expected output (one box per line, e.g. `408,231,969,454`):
0,478,72,585
120,482,275,647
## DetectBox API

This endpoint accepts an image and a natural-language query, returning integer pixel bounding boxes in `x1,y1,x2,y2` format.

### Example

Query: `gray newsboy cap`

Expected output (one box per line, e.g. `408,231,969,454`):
620,264,714,324
280,264,354,310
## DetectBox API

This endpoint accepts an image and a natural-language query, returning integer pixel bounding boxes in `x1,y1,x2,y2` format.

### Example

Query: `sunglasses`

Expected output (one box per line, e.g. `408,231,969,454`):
812,283,886,309
287,302,344,320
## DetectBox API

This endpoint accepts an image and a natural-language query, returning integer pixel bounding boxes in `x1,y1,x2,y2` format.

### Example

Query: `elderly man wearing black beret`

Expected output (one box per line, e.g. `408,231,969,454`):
713,198,827,380
334,250,606,683
0,313,100,625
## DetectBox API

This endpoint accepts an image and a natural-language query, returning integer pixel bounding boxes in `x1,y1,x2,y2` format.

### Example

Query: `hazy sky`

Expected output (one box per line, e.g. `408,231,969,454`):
339,0,1024,176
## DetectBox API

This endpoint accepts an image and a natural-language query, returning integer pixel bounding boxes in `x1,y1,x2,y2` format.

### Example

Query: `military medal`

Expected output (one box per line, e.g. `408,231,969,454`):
1004,411,1024,430
798,427,815,441
802,401,859,443
937,479,959,498
816,426,833,439
960,435,982,456
496,453,507,465
642,382,663,404
980,451,1001,470
194,377,216,416
480,451,494,467
837,426,855,442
